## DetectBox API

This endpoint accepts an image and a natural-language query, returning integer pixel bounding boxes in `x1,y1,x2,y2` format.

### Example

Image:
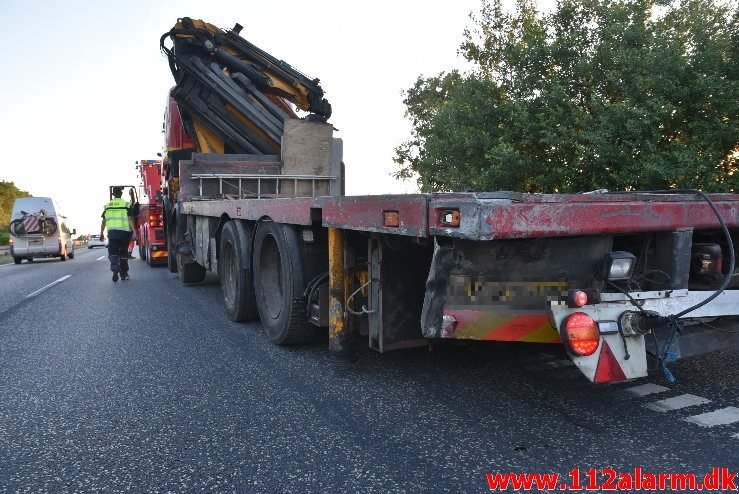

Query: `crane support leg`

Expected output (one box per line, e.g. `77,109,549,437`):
328,228,355,361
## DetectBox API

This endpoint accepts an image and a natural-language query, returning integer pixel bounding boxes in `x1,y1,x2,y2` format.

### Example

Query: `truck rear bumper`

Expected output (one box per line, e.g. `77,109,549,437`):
549,290,739,383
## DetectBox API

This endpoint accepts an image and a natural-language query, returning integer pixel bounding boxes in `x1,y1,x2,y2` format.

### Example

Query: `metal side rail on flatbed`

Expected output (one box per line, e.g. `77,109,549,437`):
189,173,340,199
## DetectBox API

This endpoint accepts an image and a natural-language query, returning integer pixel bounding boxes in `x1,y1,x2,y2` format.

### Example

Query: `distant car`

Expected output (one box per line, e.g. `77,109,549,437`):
88,235,107,249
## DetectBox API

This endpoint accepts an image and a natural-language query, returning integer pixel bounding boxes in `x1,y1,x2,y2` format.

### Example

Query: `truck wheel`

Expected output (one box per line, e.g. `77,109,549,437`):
60,251,67,261
167,230,178,273
176,252,206,283
167,250,178,272
69,250,74,259
253,222,316,345
219,221,259,322
13,257,21,265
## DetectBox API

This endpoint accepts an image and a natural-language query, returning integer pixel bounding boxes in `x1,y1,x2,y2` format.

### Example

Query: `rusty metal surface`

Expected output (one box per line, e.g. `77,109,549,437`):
327,228,351,355
429,192,739,240
179,197,316,225
180,191,738,239
319,195,429,237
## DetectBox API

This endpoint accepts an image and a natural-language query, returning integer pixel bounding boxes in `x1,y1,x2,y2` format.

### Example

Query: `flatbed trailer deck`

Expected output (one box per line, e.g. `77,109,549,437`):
180,192,739,238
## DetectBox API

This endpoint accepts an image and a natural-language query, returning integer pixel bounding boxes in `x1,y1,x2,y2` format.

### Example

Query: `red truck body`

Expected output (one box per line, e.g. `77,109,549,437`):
136,160,167,266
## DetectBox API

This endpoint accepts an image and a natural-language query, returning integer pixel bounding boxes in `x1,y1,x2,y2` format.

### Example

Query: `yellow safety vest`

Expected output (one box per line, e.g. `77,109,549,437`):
103,198,131,231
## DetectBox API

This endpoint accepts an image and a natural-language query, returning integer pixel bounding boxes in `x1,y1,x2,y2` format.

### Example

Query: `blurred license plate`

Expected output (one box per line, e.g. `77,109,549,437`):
29,239,42,245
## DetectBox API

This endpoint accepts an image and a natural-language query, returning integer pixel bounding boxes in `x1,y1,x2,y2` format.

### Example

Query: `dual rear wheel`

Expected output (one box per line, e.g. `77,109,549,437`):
220,220,317,345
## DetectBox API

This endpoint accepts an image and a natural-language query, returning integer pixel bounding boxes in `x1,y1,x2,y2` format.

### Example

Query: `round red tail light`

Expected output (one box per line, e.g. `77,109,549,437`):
564,312,600,356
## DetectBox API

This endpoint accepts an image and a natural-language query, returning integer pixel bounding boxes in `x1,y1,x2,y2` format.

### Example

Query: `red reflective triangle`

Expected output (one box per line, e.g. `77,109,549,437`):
593,340,627,383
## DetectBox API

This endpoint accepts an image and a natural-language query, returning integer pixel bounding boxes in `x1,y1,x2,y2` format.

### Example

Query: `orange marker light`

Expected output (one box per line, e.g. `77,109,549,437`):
383,211,400,227
439,209,460,227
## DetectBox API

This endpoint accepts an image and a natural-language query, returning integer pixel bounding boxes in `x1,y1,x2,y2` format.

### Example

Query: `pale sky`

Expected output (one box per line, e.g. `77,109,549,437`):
0,0,553,233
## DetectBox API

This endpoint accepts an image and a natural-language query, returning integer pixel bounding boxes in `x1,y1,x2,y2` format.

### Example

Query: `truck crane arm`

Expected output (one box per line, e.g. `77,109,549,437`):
160,17,332,155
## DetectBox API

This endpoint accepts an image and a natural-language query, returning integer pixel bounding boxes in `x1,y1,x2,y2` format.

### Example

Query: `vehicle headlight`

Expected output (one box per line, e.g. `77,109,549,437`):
604,251,636,281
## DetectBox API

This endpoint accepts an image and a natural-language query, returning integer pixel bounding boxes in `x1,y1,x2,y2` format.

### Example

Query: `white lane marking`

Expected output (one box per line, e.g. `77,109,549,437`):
625,383,671,397
684,407,739,428
644,394,711,412
26,275,72,298
97,256,106,261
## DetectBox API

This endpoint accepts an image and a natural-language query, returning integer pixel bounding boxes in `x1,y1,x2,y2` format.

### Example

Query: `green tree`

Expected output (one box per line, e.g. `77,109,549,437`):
395,0,739,193
0,180,32,228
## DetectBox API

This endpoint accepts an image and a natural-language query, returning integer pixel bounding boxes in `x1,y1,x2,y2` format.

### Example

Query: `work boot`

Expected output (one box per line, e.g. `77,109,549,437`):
121,272,130,281
110,255,120,273
112,271,119,282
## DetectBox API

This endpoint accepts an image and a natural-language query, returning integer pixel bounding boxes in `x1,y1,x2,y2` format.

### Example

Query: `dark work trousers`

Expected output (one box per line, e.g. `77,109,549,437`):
108,236,131,275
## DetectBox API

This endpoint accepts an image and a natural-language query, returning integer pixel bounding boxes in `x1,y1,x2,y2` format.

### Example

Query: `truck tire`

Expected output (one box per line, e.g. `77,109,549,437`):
60,251,67,261
166,223,178,273
167,247,178,273
69,250,74,259
219,220,258,322
13,257,21,264
253,221,316,345
177,252,206,283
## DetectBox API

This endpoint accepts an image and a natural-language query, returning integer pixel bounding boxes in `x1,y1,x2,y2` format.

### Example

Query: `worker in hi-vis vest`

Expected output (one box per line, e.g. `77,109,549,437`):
100,186,137,282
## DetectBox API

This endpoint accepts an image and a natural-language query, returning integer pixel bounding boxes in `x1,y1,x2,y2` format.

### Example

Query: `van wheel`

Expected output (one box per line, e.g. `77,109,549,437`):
88,246,93,249
13,257,21,265
60,252,67,261
69,250,74,259
253,222,316,345
220,220,258,322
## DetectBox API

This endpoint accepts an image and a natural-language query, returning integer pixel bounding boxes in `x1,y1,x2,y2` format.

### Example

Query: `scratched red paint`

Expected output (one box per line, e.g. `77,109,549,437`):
320,195,429,236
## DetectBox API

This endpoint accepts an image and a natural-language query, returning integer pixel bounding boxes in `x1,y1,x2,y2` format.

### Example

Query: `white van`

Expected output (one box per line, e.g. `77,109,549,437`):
8,197,76,264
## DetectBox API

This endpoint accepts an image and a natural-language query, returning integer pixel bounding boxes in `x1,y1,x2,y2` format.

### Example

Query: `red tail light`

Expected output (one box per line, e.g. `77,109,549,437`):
572,290,588,307
563,312,600,356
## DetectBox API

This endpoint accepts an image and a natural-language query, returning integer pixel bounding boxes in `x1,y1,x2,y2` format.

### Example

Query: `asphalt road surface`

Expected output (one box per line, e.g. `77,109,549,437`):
0,248,737,493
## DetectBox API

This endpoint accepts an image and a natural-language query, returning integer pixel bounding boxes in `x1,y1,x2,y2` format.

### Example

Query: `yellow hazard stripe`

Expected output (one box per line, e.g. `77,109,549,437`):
447,310,562,343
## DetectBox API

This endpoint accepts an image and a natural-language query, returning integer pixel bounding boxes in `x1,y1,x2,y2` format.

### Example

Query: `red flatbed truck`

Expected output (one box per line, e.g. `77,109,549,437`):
136,160,168,266
158,18,739,382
